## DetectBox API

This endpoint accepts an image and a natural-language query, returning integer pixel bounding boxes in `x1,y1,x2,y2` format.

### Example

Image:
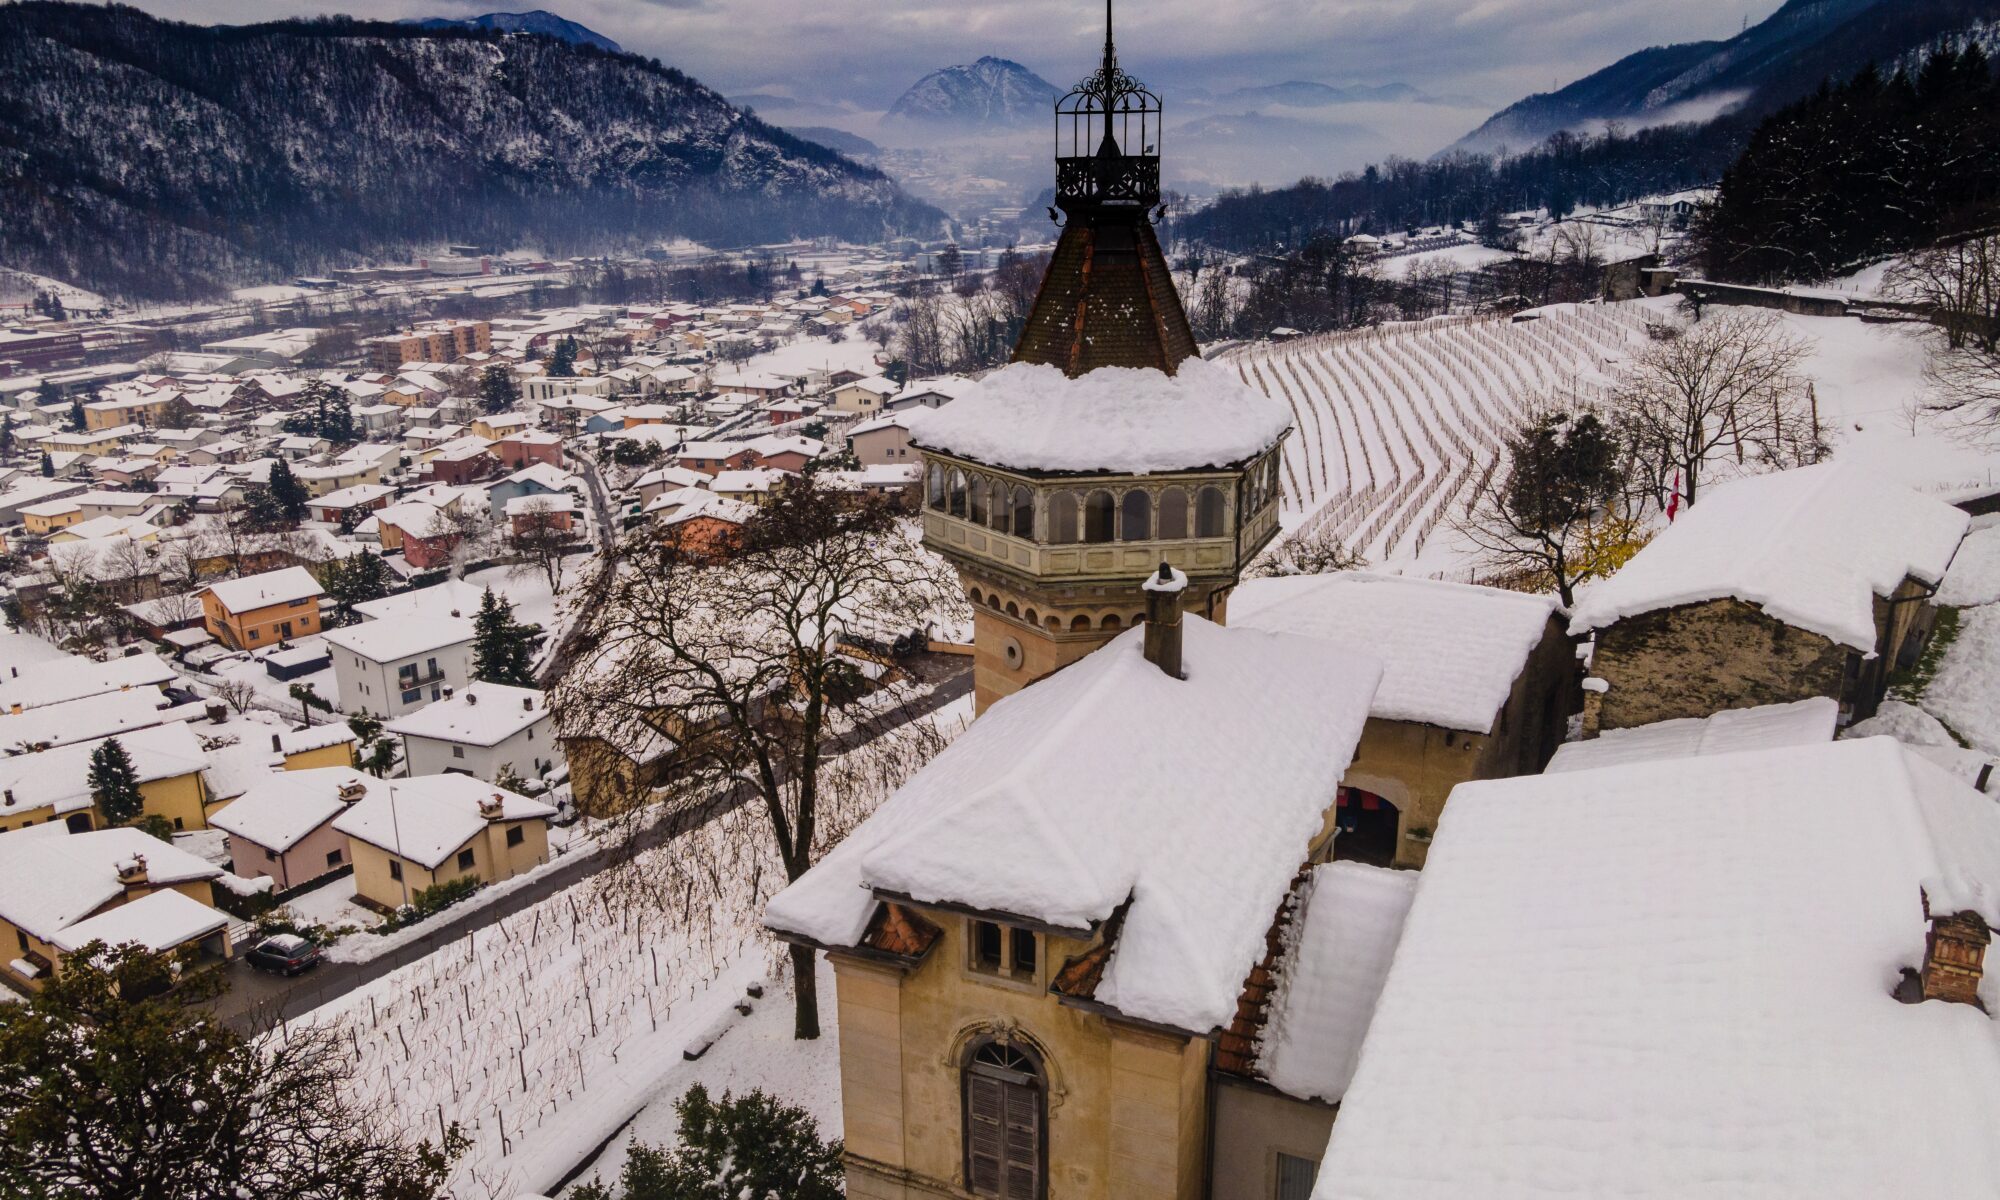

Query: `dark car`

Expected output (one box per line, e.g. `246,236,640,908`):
244,934,322,976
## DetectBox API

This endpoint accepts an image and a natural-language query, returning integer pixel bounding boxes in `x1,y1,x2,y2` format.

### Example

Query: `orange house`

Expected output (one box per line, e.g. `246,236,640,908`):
198,566,325,650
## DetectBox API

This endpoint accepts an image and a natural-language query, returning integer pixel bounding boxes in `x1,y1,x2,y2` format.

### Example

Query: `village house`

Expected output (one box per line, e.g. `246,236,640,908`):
709,467,788,506
310,483,396,524
0,650,175,712
209,766,372,891
747,433,825,473
0,721,212,834
847,410,928,467
656,490,755,560
492,428,563,469
889,377,976,412
0,825,232,990
504,494,578,537
1571,464,1967,732
673,440,759,477
385,682,561,783
321,613,476,717
198,566,325,651
827,375,901,416
274,722,360,770
633,464,708,507
0,688,181,753
333,775,556,911
1229,573,1575,867
372,502,465,570
485,462,576,520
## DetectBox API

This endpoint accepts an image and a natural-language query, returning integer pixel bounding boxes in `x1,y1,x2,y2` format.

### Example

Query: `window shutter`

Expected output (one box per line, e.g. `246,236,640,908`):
967,1074,1005,1195
1001,1081,1041,1200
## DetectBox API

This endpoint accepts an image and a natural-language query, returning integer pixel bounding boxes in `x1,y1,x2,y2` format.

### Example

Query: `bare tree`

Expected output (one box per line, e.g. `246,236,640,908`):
1887,234,2000,353
1610,310,1820,507
214,679,261,715
507,497,576,591
1924,341,2000,441
1247,525,1367,578
554,478,965,1039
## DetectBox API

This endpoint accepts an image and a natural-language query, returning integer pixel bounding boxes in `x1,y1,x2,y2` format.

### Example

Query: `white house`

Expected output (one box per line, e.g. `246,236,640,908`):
385,682,561,783
321,615,476,718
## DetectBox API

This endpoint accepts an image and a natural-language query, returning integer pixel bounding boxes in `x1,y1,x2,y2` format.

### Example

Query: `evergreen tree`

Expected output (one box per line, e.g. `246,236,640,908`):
569,1086,840,1200
0,943,463,1198
267,458,309,523
0,415,13,462
241,484,287,530
322,387,356,444
547,336,579,378
38,450,53,478
67,397,86,432
290,681,333,727
86,737,144,825
477,364,520,414
472,588,537,686
347,709,400,777
326,552,391,621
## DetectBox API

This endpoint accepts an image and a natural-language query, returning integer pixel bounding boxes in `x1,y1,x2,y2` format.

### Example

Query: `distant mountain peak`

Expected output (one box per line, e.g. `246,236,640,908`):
407,10,622,54
886,56,1061,127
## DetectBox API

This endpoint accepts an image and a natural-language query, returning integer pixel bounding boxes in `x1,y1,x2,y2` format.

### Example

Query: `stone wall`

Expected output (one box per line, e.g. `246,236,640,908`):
1590,598,1850,732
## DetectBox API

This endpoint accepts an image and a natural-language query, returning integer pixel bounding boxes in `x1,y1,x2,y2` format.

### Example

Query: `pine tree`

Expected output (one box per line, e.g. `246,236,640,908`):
568,1086,840,1200
0,416,14,462
67,397,86,432
86,737,145,826
472,588,536,686
326,552,391,621
241,484,287,530
38,450,53,478
547,336,578,378
478,365,520,414
347,709,400,777
267,458,309,523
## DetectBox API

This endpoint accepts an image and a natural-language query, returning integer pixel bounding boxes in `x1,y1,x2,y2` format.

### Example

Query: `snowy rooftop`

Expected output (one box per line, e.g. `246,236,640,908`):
1314,737,2000,1200
1232,573,1560,734
385,682,546,747
332,774,555,868
202,566,324,613
0,824,221,942
911,359,1293,476
768,616,1381,1034
275,722,358,756
0,651,175,712
0,688,175,751
0,722,209,818
50,887,229,955
1256,862,1417,1105
210,766,371,852
1569,464,1968,652
322,615,474,664
351,578,488,623
1548,697,1837,773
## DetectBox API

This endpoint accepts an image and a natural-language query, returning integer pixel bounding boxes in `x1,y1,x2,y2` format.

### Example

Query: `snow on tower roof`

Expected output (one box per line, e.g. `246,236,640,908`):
1231,573,1560,734
1255,861,1417,1105
1568,464,1967,652
911,359,1292,475
1313,737,2000,1200
1547,697,1837,773
767,616,1381,1035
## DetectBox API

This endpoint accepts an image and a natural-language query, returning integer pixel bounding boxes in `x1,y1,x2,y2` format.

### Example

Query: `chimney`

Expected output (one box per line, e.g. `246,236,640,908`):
2,788,13,807
1921,908,1990,1008
116,854,149,888
522,695,534,712
271,733,283,753
443,685,454,700
1141,562,1187,679
336,779,368,804
479,793,506,821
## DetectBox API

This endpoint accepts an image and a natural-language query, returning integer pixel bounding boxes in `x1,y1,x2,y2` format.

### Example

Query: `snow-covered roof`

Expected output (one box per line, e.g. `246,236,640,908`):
49,887,229,955
0,722,209,818
0,651,174,711
1569,464,1968,652
503,494,576,517
768,616,1381,1034
912,359,1292,475
0,824,221,942
276,722,357,756
322,615,474,664
332,775,556,869
1313,737,2000,1200
202,566,324,613
0,688,175,751
848,409,930,437
210,766,371,852
385,682,547,746
710,468,785,493
1231,573,1560,733
1255,862,1417,1104
1548,697,1837,773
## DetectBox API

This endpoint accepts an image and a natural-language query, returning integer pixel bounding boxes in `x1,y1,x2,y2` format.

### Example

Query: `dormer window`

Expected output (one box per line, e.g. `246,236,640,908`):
968,919,1039,983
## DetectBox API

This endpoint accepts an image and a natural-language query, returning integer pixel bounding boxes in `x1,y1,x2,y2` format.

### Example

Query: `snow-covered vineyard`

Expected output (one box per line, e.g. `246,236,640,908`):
1227,304,1650,566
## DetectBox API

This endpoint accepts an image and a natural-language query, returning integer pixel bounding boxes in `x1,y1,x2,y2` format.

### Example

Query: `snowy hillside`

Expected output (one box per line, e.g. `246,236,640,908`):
885,57,1061,129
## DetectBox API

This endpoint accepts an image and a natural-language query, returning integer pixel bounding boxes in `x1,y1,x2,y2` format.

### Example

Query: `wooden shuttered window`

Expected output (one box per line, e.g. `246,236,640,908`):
966,1044,1044,1200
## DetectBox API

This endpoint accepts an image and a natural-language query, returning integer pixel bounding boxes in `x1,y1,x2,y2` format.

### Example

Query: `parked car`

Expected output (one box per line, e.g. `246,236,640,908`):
244,934,322,976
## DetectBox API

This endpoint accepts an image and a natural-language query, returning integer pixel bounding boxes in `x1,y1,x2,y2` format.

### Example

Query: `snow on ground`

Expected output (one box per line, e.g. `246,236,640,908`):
558,955,843,1195
745,334,883,382
1917,603,2000,756
172,827,232,869
231,284,315,304
1939,526,2000,608
462,564,563,635
203,641,339,716
1374,242,1516,280
280,872,385,935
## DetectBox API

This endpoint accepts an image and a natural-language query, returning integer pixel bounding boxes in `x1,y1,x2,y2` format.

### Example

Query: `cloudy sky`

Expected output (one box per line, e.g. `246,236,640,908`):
126,0,1783,112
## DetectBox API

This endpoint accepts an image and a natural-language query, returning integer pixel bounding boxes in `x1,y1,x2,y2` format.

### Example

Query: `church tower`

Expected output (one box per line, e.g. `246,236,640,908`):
913,2,1290,713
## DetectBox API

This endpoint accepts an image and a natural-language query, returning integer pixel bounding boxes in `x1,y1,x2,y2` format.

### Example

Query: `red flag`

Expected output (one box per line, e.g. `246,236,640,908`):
1666,469,1682,522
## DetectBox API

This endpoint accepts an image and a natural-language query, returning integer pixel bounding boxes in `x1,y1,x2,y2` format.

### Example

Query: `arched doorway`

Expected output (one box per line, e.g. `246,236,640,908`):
963,1038,1046,1199
1332,786,1398,866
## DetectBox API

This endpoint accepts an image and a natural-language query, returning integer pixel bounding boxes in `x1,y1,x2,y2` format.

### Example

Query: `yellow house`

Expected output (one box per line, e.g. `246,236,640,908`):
84,394,176,431
332,775,556,911
0,824,232,990
198,566,325,651
0,722,214,835
17,498,83,536
275,723,360,771
766,613,1383,1200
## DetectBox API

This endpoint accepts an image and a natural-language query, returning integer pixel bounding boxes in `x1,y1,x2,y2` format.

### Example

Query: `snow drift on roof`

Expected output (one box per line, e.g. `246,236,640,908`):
1314,737,2000,1200
769,616,1381,1035
1547,697,1837,773
1568,464,1966,652
1232,573,1559,733
911,359,1292,475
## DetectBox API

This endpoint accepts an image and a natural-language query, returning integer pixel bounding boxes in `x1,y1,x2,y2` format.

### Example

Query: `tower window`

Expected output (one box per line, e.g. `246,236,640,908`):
1012,486,1035,539
969,476,988,525
1158,487,1188,538
1049,492,1079,543
964,1041,1045,1200
927,463,946,509
1083,490,1115,543
968,919,1039,982
949,469,968,518
991,483,1012,533
1197,485,1227,537
1120,490,1152,541
971,919,1004,971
